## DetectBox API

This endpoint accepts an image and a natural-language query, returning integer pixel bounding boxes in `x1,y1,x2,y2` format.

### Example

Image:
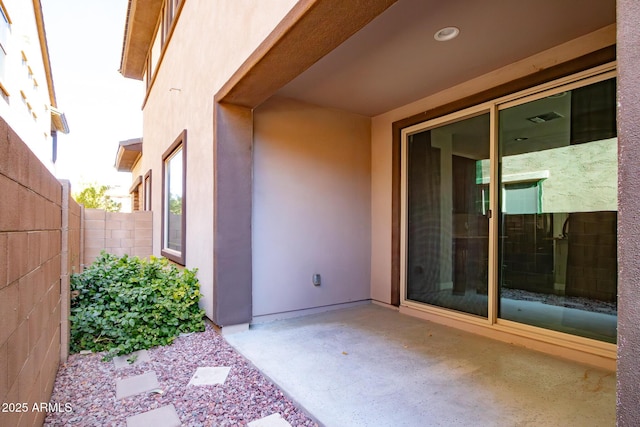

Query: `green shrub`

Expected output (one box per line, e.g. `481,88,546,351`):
69,252,205,359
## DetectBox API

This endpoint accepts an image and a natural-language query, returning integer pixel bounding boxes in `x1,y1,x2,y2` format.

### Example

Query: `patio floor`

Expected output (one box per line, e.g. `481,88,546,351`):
225,303,615,427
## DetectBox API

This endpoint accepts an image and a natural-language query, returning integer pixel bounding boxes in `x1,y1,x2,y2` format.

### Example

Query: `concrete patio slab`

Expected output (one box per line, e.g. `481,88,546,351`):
116,371,160,399
113,350,151,369
126,404,181,427
248,413,292,427
188,366,231,386
226,303,615,427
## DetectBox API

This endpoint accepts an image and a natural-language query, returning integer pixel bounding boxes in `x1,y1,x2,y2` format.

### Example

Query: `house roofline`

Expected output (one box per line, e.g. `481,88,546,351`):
33,0,70,134
50,106,69,134
214,0,397,109
115,137,143,172
119,0,163,80
32,0,57,107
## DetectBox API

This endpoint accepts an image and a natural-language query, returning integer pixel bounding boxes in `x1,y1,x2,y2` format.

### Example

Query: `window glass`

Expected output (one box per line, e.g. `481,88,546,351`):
162,131,186,264
403,74,617,344
165,148,182,251
498,78,617,343
405,113,490,318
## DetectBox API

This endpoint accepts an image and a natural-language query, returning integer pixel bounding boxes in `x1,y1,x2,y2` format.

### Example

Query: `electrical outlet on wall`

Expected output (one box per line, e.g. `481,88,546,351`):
312,274,321,286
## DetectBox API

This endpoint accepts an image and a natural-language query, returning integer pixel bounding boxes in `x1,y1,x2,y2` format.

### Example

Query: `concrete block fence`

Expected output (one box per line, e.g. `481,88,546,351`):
0,117,152,426
83,209,152,266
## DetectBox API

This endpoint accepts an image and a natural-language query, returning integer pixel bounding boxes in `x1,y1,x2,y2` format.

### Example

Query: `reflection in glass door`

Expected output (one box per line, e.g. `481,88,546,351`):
405,113,490,317
402,70,617,346
498,77,617,343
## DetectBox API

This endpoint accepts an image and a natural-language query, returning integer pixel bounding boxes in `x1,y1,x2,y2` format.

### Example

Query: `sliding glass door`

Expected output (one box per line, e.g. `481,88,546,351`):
402,68,617,344
498,77,617,343
405,112,490,318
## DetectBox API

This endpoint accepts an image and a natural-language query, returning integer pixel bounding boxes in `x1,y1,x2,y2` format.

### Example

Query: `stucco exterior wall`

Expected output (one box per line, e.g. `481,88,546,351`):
137,0,297,320
0,0,56,171
369,27,616,304
130,159,144,187
477,137,618,213
616,0,640,424
252,96,371,318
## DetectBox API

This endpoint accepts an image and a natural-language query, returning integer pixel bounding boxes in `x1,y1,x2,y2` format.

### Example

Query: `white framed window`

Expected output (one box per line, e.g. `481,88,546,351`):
161,130,186,264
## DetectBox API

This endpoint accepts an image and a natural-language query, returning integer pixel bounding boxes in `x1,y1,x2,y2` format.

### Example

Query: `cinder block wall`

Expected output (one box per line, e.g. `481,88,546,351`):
60,181,82,362
0,119,64,427
83,209,152,266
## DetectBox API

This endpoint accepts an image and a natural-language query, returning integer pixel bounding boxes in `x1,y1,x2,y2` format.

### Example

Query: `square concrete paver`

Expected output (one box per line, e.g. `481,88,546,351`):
126,404,181,427
248,413,292,427
113,350,151,369
188,367,231,386
116,371,160,399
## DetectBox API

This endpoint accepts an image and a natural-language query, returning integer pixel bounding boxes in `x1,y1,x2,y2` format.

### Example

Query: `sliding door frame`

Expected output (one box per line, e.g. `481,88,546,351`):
399,62,617,358
400,103,494,327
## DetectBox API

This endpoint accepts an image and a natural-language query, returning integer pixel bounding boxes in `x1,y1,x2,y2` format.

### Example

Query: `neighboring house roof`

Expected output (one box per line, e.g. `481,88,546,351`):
32,0,69,133
119,0,163,79
129,174,142,194
115,138,142,171
50,105,69,134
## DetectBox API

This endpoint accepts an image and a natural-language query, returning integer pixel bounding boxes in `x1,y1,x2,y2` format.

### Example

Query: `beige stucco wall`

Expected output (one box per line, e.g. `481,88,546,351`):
369,26,616,304
477,137,618,213
137,0,297,319
252,96,371,318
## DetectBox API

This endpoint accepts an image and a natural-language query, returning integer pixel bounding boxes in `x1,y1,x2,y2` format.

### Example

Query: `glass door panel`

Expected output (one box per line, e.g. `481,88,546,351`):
498,78,617,342
406,113,490,317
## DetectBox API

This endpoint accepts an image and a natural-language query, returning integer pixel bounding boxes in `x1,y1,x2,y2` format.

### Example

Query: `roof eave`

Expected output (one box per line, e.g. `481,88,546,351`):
50,106,69,134
119,0,163,80
115,138,143,172
32,0,57,107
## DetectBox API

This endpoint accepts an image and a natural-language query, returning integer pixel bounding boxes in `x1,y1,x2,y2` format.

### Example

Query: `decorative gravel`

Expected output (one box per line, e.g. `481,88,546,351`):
501,288,617,315
44,323,318,427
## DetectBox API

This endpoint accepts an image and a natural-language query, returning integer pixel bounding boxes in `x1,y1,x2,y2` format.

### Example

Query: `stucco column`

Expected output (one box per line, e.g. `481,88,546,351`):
617,1,640,425
212,102,253,326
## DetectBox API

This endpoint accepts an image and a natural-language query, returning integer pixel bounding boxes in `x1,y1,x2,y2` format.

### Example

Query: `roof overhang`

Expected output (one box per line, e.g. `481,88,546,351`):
119,0,163,80
273,0,617,116
115,138,143,172
216,0,614,117
35,0,71,135
32,0,58,107
50,106,69,134
129,175,143,193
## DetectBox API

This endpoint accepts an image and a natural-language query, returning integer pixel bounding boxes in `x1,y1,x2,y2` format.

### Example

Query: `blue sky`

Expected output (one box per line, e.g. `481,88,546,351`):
41,0,143,192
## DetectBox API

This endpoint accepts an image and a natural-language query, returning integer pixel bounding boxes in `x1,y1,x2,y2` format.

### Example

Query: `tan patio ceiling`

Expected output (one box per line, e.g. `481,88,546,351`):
275,0,616,117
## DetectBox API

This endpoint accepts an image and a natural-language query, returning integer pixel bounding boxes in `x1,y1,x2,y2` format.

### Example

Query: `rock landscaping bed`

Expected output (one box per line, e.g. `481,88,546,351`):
44,323,317,427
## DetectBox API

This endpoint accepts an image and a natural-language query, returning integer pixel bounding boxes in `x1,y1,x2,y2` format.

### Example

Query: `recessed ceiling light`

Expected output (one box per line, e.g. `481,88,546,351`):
514,137,528,142
434,27,460,42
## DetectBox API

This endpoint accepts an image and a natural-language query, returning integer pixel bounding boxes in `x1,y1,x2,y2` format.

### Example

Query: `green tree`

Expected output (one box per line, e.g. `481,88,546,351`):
74,184,122,212
169,195,182,215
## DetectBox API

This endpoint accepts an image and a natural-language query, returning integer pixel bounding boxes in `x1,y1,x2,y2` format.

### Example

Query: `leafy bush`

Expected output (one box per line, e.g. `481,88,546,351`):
69,252,205,359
